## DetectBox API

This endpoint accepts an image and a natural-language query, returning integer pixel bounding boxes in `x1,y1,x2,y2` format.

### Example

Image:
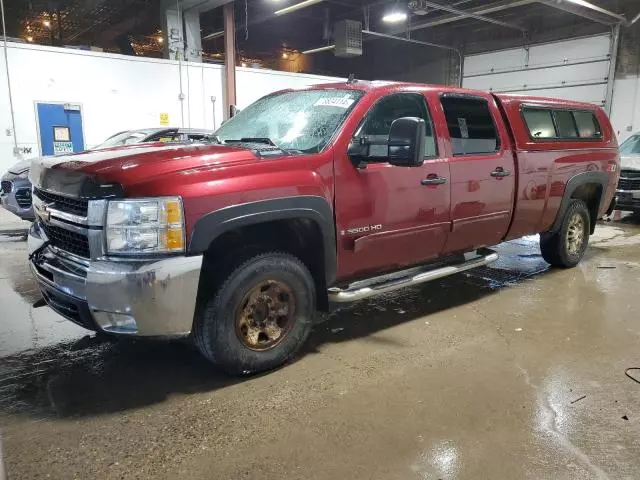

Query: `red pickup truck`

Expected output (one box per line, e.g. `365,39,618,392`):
27,81,619,374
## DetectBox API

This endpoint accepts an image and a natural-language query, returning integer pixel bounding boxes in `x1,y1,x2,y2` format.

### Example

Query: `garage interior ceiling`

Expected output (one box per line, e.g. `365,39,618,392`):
2,0,640,61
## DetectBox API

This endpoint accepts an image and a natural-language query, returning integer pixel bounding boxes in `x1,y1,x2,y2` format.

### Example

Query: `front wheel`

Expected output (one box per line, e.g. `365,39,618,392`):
194,252,315,375
540,199,590,268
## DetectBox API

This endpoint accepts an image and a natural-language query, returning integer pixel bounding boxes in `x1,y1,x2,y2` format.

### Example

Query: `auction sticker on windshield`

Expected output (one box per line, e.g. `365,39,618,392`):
314,96,356,109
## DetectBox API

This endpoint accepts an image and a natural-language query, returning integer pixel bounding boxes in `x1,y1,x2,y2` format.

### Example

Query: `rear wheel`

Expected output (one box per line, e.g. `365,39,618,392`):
540,199,590,268
194,252,315,375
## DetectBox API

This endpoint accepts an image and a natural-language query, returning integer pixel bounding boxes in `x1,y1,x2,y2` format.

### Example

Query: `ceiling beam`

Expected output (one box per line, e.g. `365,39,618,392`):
393,0,535,34
536,0,618,25
418,0,527,32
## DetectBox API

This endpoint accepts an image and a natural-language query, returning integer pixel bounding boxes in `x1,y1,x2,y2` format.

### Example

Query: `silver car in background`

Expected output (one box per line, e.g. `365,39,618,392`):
0,128,213,221
616,133,640,213
0,159,34,221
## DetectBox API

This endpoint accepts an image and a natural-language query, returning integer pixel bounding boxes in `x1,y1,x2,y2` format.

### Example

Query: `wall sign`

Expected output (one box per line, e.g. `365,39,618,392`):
160,112,169,125
53,141,74,155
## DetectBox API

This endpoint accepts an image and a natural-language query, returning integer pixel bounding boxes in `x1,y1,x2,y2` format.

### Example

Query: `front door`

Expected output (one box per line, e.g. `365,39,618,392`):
438,94,516,253
335,92,451,280
36,103,85,156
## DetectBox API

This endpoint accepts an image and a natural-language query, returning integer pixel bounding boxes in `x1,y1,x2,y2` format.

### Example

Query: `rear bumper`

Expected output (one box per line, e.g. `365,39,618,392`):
615,189,640,212
28,221,203,337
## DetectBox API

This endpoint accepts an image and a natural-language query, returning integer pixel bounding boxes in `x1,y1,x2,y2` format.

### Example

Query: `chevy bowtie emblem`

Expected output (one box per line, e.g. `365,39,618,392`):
37,202,53,222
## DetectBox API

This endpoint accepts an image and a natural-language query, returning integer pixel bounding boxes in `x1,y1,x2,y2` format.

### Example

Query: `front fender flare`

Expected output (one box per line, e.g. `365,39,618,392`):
188,196,336,284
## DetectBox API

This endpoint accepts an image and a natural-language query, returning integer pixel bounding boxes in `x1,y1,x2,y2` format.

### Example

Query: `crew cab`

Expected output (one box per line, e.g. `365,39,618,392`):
27,81,619,374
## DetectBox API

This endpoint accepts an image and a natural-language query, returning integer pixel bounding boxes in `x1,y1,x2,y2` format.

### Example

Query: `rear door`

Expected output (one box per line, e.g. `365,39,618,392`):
438,93,516,253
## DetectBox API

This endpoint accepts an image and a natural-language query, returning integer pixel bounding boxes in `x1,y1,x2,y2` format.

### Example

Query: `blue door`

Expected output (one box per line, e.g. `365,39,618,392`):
36,103,85,156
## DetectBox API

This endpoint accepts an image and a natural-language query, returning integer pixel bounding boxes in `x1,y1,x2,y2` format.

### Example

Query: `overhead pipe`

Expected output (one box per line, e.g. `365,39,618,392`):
362,30,464,87
0,0,18,159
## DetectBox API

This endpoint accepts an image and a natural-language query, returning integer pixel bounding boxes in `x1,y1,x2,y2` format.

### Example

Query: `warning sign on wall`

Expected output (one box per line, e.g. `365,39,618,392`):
160,112,169,126
53,141,74,155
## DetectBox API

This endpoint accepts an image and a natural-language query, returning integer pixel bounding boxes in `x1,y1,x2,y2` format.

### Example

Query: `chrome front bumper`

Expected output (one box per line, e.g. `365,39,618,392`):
28,221,203,337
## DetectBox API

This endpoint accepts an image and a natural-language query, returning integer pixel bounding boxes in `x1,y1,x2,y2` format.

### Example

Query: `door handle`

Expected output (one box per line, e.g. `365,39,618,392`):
421,175,447,186
490,167,511,178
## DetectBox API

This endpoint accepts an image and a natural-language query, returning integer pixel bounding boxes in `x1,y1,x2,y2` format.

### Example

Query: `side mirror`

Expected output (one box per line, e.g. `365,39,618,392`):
388,117,426,167
347,137,370,168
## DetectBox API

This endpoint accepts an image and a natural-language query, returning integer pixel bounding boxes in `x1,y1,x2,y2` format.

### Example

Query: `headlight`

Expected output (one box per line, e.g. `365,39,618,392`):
106,197,185,254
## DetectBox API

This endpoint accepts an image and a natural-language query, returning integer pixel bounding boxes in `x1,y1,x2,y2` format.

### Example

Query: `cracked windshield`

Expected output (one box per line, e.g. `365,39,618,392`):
214,89,363,153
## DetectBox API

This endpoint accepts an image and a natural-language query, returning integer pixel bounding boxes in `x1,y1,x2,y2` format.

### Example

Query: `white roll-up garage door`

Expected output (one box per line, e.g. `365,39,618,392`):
462,34,613,106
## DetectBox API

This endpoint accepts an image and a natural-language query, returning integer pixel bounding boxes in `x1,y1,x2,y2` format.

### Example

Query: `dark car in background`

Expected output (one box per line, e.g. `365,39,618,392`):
1,128,213,221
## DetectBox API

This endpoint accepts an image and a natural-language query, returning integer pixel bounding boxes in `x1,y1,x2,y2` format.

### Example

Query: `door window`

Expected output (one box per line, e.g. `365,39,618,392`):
358,93,437,160
440,96,499,155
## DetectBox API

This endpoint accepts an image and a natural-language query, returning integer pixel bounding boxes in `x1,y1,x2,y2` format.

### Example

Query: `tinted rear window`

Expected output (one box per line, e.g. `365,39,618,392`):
555,111,578,138
522,107,601,140
573,111,601,138
522,109,556,138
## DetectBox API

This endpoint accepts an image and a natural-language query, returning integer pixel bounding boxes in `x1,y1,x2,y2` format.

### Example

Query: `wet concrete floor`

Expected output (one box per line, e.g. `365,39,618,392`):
1,213,640,479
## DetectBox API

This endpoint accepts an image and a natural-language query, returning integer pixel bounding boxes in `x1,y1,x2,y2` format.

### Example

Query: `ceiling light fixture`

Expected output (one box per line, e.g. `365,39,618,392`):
382,10,408,23
157,36,163,43
26,36,34,42
274,0,324,16
43,19,51,28
202,30,224,40
302,45,335,54
282,52,289,59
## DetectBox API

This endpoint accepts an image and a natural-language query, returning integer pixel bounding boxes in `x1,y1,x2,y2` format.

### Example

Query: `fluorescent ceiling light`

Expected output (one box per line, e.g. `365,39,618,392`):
274,0,325,16
203,30,224,40
302,45,335,54
382,11,408,23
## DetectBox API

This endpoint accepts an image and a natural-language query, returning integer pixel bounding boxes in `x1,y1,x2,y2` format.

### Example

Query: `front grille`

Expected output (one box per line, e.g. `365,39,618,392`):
41,223,90,258
34,188,88,217
1,181,11,194
14,188,32,208
618,177,640,191
621,169,640,179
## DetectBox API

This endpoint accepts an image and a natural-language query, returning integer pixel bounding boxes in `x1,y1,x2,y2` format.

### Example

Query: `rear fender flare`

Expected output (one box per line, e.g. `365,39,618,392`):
188,196,336,284
550,171,608,233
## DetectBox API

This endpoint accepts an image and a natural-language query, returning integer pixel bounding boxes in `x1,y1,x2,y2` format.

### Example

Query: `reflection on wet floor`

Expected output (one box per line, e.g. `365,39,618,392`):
0,226,573,418
1,215,640,480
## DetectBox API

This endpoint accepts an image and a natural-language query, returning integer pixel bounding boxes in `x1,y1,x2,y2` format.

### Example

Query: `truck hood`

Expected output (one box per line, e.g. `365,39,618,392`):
30,143,261,197
8,158,32,174
620,155,640,171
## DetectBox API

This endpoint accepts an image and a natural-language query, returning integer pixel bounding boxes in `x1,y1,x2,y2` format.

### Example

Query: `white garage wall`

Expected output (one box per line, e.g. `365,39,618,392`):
463,35,612,106
0,41,342,173
610,76,640,142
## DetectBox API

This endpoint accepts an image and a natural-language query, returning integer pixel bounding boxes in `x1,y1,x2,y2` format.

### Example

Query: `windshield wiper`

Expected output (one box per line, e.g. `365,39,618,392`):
224,137,277,146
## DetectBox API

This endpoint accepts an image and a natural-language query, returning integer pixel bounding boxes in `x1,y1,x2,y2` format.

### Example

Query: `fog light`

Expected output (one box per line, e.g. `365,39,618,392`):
93,311,138,334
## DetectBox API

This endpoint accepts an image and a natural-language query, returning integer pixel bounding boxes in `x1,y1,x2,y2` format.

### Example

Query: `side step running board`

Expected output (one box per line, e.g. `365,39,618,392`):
328,248,499,303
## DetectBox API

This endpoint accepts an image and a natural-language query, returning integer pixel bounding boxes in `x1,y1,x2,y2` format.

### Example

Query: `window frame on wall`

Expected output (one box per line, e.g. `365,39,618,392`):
520,105,603,142
439,93,501,157
354,92,439,163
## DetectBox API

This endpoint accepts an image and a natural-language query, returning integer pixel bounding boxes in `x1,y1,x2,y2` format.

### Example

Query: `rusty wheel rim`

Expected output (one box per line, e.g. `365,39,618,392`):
235,280,296,351
566,213,585,256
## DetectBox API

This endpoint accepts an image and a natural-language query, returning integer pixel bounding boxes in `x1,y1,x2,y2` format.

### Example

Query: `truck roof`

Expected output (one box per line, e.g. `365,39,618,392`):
308,80,601,110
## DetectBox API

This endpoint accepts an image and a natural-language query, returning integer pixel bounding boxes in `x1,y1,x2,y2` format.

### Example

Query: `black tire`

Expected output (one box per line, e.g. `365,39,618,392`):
540,199,590,268
194,252,315,375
